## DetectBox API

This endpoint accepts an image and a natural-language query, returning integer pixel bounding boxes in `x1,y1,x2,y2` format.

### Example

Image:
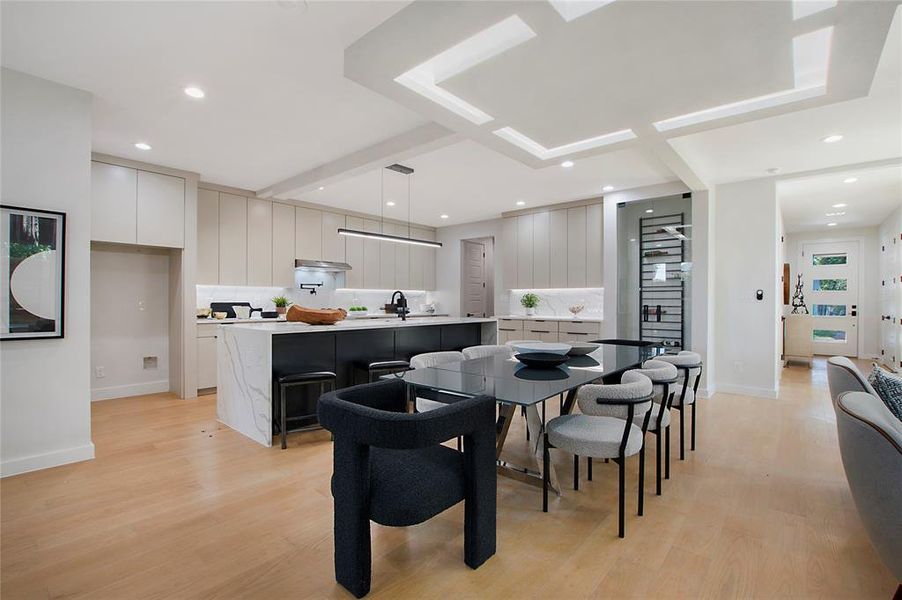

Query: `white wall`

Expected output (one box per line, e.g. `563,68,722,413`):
434,219,505,317
714,179,781,398
784,227,882,359
91,246,171,400
0,69,94,476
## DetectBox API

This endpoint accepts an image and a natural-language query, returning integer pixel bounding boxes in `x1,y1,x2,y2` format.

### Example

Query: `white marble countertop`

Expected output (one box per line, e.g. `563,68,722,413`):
198,312,449,325
496,314,604,323
226,316,496,335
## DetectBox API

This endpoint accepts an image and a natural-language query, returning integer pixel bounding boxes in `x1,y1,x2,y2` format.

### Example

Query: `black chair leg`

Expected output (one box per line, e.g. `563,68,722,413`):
691,402,697,451
638,445,645,516
573,455,579,491
587,457,593,481
542,434,550,512
665,425,671,480
656,431,662,495
280,385,287,450
618,457,625,538
679,407,685,460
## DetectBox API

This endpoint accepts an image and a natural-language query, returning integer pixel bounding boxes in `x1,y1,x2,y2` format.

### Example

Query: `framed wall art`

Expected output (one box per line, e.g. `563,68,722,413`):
1,205,66,340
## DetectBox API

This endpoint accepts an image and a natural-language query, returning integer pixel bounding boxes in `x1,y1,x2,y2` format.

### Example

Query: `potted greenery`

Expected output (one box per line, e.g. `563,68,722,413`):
272,296,290,316
520,292,539,316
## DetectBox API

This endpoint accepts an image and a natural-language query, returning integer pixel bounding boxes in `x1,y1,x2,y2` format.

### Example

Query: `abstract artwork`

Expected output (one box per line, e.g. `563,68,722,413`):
1,205,66,339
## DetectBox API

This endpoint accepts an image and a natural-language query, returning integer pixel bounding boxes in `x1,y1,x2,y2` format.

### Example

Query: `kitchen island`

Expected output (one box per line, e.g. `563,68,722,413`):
217,317,497,446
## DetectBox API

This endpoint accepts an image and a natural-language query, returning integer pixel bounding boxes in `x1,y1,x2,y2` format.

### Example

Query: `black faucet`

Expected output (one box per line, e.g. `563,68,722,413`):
391,290,409,321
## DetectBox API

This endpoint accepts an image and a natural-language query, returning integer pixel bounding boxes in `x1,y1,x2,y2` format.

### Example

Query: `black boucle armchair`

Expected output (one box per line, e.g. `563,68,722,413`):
317,378,497,598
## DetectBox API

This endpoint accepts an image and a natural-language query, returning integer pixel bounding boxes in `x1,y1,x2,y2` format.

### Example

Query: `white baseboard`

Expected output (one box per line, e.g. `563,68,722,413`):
713,383,778,399
91,380,170,401
1,442,95,478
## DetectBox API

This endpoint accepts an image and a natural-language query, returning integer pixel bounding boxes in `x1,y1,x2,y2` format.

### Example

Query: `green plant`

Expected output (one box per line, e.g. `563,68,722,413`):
271,296,290,308
349,306,369,312
7,242,51,259
520,293,539,309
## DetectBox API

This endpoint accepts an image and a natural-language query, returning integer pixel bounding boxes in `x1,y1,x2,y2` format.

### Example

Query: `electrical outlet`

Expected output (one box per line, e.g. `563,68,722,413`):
95,366,105,378
143,356,158,370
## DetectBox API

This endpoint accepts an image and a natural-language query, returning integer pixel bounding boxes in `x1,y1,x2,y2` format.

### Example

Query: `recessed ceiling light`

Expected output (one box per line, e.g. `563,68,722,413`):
629,238,636,242
184,86,205,99
826,211,846,216
561,160,574,168
832,203,847,208
318,186,325,191
515,200,526,206
645,209,654,213
827,222,837,227
842,177,858,184
766,167,781,174
440,214,449,219
602,185,614,192
134,142,151,150
822,134,843,143
386,201,396,207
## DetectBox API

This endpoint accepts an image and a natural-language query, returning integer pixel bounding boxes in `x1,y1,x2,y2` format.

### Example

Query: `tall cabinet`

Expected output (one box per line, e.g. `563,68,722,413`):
503,201,603,290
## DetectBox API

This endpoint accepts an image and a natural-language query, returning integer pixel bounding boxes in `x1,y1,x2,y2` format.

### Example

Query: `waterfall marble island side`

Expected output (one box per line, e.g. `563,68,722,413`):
216,317,498,446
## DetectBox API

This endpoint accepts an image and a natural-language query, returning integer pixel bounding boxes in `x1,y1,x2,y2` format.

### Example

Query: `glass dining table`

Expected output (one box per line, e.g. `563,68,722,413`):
384,343,663,494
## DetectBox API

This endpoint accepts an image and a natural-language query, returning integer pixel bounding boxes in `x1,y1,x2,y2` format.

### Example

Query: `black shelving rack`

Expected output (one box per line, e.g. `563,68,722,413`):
638,212,685,349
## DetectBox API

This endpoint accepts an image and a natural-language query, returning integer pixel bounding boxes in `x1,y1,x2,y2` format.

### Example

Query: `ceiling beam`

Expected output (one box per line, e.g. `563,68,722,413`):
256,122,459,199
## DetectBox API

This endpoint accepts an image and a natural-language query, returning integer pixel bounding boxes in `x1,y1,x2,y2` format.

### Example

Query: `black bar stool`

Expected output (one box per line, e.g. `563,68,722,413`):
276,371,336,449
355,359,410,384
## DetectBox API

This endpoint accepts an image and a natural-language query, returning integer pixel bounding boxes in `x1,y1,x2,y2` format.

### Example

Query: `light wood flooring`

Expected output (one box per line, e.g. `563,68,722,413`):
1,358,897,599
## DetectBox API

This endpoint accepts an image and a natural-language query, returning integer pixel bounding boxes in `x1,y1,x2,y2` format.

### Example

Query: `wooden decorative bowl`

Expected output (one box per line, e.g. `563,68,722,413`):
286,305,347,325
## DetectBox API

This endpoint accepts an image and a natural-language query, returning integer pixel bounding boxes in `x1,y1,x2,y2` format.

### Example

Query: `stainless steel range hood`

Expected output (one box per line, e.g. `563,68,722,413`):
294,259,352,272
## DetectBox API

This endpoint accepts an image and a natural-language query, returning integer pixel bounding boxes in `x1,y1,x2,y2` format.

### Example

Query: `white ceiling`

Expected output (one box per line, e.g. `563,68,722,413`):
0,0,424,190
779,163,902,233
670,5,902,185
296,140,677,226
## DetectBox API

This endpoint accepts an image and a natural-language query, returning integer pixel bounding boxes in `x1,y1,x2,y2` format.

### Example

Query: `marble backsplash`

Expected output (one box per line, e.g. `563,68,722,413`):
196,285,436,314
504,288,604,319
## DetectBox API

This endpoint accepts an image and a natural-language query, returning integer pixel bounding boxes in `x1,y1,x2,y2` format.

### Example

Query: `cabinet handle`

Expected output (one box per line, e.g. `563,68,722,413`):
530,330,551,333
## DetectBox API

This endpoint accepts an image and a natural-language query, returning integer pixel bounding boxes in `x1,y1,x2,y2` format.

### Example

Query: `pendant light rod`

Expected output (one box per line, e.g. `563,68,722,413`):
338,228,442,248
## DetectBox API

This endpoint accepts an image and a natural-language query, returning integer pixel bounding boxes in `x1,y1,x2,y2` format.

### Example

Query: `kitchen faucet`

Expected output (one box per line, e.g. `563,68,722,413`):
391,290,409,321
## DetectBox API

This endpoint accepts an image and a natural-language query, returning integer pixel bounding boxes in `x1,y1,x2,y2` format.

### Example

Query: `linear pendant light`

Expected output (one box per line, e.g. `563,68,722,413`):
337,163,442,248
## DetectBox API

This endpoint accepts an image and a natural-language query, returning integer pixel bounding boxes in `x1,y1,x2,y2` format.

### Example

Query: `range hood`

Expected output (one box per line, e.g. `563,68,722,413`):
294,259,352,272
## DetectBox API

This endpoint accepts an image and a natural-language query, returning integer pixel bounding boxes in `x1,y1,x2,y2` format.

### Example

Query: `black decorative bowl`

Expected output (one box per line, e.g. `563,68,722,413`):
514,352,570,368
515,365,569,381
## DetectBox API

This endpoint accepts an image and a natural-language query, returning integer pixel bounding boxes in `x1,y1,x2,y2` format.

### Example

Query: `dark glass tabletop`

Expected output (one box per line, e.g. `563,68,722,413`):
385,344,661,406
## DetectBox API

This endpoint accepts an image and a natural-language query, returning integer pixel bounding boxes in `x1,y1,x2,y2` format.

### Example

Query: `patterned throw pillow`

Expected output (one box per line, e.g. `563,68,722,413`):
867,365,902,421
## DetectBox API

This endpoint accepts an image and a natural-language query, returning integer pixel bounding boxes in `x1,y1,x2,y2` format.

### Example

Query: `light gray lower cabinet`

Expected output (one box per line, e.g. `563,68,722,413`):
197,325,218,391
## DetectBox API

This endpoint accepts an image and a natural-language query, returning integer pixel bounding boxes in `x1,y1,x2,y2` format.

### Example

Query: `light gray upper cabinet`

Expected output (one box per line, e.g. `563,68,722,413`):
586,203,603,286
218,193,247,285
363,219,381,289
247,197,272,287
295,207,322,261
196,189,219,285
91,161,184,248
321,212,346,263
567,206,587,287
549,209,568,288
517,214,534,289
136,170,185,248
379,223,396,290
421,228,436,291
502,202,602,291
502,216,518,290
271,202,296,288
533,211,550,288
91,161,137,244
345,216,364,288
409,226,425,290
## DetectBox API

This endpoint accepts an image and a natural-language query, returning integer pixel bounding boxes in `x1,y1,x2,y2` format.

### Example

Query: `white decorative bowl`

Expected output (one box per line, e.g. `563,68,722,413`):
510,341,572,356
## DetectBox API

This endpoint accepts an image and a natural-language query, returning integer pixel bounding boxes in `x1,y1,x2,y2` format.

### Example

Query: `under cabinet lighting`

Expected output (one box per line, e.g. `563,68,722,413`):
510,288,603,293
338,228,442,248
134,142,152,150
337,289,427,294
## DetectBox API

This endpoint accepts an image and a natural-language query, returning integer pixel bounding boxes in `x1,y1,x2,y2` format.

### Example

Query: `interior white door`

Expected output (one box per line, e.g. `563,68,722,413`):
800,240,859,357
462,240,487,317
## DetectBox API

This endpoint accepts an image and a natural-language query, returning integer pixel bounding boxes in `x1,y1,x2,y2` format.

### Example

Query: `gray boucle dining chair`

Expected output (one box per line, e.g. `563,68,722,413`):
543,371,654,537
655,351,703,460
410,351,465,412
462,344,513,360
834,390,902,586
